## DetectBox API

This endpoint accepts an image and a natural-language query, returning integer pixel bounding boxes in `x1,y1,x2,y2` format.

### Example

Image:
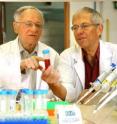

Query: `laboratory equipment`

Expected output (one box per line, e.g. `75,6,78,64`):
77,63,116,104
42,49,51,70
84,68,117,104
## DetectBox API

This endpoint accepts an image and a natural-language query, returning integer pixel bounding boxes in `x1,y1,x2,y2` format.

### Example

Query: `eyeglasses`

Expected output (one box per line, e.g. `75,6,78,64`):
71,23,99,31
16,21,43,29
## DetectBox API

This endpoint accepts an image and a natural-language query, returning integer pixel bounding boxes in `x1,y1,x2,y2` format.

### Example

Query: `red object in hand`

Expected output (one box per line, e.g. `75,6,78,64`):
42,49,50,70
44,59,50,70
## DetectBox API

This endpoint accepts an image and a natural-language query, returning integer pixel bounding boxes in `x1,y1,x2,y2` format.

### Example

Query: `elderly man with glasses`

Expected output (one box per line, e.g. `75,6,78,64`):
56,7,117,102
0,6,63,100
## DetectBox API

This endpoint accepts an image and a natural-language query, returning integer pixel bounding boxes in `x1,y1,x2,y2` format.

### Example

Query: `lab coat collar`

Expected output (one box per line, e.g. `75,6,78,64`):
72,45,85,89
99,40,112,73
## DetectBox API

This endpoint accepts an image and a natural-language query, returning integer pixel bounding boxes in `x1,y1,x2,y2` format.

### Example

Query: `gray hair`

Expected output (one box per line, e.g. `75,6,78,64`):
14,6,44,24
72,7,103,25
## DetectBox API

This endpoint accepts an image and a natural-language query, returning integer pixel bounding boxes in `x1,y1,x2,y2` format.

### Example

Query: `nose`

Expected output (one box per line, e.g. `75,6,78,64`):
75,28,84,35
31,24,39,32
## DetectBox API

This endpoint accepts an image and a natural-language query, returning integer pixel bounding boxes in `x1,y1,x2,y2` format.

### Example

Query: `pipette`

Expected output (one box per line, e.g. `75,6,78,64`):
76,63,116,104
84,89,102,104
93,80,117,113
93,88,117,113
84,68,117,104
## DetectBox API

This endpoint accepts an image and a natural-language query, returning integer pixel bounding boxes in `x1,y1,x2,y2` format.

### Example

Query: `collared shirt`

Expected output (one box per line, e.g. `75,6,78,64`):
19,41,38,59
18,40,38,89
82,44,100,89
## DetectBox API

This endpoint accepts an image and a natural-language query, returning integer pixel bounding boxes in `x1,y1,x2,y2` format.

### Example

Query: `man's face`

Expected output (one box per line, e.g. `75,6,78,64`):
13,9,43,52
72,12,102,50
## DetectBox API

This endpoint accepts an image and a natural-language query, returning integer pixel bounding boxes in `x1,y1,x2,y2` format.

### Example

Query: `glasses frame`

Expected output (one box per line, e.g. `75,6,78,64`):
15,21,43,29
71,23,99,31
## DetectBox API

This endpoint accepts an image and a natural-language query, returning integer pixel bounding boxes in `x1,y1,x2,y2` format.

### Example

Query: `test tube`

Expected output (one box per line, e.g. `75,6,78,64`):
7,90,17,114
33,89,48,118
42,49,51,70
21,89,33,117
0,90,8,117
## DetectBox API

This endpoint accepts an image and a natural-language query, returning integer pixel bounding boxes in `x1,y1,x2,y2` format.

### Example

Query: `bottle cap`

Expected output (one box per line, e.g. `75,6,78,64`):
0,89,8,95
42,49,50,54
7,90,17,95
21,89,33,95
33,90,43,95
33,90,48,95
41,90,48,94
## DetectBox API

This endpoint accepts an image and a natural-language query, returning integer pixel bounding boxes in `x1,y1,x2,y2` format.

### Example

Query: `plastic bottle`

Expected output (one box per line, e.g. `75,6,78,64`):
0,89,8,120
21,89,33,118
33,90,43,114
7,90,17,115
42,49,51,70
42,90,49,110
33,90,48,119
40,90,49,119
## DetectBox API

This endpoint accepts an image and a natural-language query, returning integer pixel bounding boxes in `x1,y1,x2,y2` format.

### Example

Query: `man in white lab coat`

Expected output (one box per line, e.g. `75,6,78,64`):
0,6,62,99
33,6,117,102
56,7,117,102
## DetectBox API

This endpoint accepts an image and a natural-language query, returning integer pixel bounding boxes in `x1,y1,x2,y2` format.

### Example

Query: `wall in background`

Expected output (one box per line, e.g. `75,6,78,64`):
102,0,117,44
0,3,3,44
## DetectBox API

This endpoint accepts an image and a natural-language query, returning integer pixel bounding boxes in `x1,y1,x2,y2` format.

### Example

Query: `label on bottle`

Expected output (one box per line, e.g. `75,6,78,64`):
55,104,83,124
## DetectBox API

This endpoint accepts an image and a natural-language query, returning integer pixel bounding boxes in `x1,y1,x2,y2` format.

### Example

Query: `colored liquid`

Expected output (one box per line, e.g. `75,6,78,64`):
44,59,50,70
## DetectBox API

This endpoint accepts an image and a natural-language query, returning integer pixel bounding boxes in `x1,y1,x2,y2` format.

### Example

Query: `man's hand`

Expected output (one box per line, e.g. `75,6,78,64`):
41,66,60,85
41,66,67,100
20,56,44,72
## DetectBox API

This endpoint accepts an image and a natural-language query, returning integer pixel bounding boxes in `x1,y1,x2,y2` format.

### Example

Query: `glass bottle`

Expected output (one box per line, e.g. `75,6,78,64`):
42,49,51,70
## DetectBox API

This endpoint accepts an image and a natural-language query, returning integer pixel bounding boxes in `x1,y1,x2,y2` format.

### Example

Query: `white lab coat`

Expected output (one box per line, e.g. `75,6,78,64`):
58,40,117,102
0,37,59,98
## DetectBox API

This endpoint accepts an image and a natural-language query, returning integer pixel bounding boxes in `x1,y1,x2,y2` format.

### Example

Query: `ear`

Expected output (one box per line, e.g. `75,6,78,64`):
13,21,19,34
97,24,103,37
